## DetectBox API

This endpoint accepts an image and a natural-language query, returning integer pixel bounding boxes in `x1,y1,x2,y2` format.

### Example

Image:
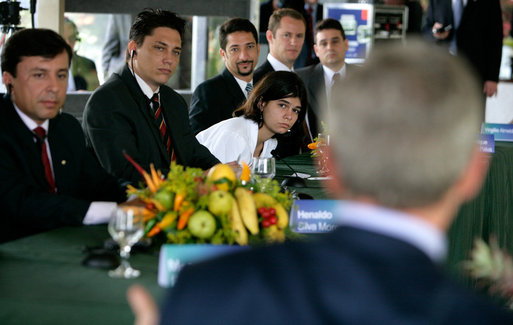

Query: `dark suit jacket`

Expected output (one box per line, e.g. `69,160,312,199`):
297,63,356,139
253,59,275,86
189,68,247,134
83,65,219,184
424,0,502,83
162,226,513,324
0,96,125,243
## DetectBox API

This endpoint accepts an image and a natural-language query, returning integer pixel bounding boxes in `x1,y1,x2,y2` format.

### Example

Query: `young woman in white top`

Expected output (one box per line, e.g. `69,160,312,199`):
196,71,307,165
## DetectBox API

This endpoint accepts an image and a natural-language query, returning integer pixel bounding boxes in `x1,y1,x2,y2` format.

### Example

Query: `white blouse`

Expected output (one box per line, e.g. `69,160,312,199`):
196,117,277,165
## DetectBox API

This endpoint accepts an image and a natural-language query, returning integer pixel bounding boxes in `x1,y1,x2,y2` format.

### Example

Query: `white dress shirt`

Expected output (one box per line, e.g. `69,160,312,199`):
267,53,294,72
196,116,277,165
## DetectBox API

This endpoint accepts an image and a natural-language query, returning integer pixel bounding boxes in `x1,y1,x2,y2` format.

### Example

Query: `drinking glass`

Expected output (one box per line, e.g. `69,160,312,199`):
316,133,331,176
251,157,276,179
108,208,144,279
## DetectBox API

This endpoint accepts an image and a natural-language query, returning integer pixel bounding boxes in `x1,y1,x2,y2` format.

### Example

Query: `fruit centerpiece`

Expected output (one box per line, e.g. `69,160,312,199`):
124,154,294,246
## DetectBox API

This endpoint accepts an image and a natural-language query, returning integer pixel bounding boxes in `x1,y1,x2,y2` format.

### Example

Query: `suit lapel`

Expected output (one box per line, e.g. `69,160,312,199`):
119,66,170,164
4,98,50,190
309,64,326,117
222,69,246,104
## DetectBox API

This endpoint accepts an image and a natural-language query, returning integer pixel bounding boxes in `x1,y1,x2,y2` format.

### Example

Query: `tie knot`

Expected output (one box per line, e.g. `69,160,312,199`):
33,126,46,139
332,73,341,84
307,6,313,14
150,93,160,110
245,82,253,94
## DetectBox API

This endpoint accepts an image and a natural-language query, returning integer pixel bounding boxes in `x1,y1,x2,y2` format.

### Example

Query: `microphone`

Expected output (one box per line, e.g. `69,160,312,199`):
271,149,306,188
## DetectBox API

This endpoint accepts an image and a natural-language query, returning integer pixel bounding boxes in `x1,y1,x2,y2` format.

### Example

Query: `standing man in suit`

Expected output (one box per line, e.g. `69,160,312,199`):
253,8,306,83
424,0,503,98
254,8,307,157
189,18,259,134
297,18,350,142
128,41,513,324
0,29,126,243
83,9,219,184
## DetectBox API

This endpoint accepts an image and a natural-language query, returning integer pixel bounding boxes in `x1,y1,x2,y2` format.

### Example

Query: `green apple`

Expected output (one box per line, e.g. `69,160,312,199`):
188,210,217,239
208,190,233,216
154,190,174,210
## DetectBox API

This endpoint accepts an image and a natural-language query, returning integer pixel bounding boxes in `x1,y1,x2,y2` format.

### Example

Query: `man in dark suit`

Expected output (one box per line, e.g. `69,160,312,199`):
253,8,306,83
297,18,351,143
0,29,126,243
254,8,307,158
189,18,259,134
424,0,503,98
83,9,219,184
128,41,513,324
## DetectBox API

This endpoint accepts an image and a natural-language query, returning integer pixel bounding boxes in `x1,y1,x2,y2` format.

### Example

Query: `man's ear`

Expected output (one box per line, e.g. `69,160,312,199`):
219,48,226,61
3,71,13,87
313,44,319,58
453,148,490,203
266,30,273,45
3,71,13,94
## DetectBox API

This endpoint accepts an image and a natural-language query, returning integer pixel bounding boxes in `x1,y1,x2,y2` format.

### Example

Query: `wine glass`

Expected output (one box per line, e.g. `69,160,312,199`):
316,133,331,176
108,208,144,279
251,157,276,179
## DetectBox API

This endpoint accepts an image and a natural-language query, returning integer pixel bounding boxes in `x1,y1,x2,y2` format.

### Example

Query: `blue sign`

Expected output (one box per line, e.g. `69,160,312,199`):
289,200,341,233
479,133,495,153
325,3,374,63
158,245,247,287
481,123,513,142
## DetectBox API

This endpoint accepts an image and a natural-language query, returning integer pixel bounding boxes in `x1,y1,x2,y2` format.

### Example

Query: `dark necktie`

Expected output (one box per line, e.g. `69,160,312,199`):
150,93,174,160
33,127,55,192
245,82,253,97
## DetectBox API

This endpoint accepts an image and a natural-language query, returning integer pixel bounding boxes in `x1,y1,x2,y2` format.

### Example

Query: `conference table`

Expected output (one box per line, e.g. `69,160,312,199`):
1,146,512,324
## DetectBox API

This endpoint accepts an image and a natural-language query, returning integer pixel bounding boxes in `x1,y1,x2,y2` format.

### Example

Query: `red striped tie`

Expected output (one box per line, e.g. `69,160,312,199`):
33,127,56,192
150,94,175,160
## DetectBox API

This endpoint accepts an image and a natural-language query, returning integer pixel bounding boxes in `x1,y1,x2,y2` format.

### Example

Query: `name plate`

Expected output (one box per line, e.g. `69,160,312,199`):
158,244,247,287
482,123,513,142
479,133,495,153
289,200,341,233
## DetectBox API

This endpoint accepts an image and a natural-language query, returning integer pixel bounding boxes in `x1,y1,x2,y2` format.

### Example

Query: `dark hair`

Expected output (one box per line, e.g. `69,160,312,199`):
1,28,72,77
268,8,306,36
315,18,346,41
234,71,307,128
127,9,186,59
219,18,258,50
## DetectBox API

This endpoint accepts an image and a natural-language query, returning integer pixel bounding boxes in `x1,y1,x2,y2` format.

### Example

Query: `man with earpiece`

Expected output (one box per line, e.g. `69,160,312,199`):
83,9,219,184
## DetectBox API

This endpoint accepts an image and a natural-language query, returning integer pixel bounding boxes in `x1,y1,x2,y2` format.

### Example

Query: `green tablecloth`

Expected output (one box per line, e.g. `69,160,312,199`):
0,225,165,325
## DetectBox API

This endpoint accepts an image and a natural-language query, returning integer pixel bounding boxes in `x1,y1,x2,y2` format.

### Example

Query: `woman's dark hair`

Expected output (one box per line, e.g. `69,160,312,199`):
1,28,72,77
234,71,307,129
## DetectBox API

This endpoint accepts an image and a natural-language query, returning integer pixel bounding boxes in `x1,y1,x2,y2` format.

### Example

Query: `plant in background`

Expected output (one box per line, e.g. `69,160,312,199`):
464,237,513,309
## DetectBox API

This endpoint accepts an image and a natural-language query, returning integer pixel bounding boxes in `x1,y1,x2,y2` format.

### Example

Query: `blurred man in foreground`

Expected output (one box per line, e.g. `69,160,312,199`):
127,41,513,324
0,29,126,243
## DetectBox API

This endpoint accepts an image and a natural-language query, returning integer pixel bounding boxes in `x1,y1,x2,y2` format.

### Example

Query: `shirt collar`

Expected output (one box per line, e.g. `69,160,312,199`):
336,201,447,263
322,63,347,82
233,75,253,98
130,66,160,99
267,53,294,72
13,101,50,133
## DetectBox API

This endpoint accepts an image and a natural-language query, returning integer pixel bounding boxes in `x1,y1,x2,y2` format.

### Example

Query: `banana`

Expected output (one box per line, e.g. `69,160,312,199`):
262,225,285,243
229,199,248,245
234,187,259,235
273,203,289,229
252,192,277,208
